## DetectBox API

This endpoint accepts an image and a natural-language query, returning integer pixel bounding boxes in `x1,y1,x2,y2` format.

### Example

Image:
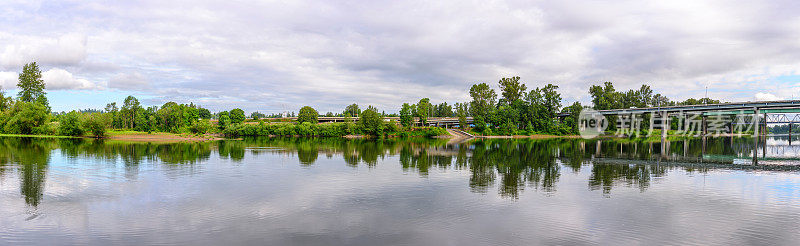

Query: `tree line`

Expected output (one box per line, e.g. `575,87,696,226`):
0,61,724,138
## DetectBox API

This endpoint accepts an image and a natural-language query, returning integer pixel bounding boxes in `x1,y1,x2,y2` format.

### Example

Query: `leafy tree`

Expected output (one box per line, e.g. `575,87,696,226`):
17,62,48,106
1,101,50,134
415,98,431,125
498,76,527,103
229,108,245,124
455,102,469,129
0,88,12,112
298,106,319,124
120,95,141,129
250,111,265,120
359,106,384,136
198,107,212,119
59,111,84,136
83,113,111,137
344,103,361,117
469,83,497,118
399,103,413,128
436,102,453,117
562,102,583,135
218,113,231,130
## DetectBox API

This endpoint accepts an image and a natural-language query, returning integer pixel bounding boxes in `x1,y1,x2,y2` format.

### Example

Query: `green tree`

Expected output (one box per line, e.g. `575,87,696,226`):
498,76,527,103
344,103,360,117
399,103,413,128
298,106,319,124
218,113,231,130
436,102,453,117
455,102,469,129
469,83,497,118
17,62,47,106
1,101,50,134
83,113,111,137
359,106,384,136
0,88,12,112
415,98,431,125
230,108,245,124
58,111,84,136
121,95,141,129
198,107,211,119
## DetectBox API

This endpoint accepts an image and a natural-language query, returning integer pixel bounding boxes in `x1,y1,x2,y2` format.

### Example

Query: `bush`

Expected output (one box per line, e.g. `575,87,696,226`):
59,111,84,136
298,106,319,124
359,108,383,136
83,113,111,137
1,101,50,134
230,108,245,124
190,119,214,134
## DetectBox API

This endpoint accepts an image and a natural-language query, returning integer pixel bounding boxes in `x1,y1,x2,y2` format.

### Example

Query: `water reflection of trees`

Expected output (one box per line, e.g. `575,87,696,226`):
0,137,214,207
0,136,773,205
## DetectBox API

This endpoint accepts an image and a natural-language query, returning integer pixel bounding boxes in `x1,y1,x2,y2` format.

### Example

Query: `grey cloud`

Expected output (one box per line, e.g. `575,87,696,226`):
1,0,800,112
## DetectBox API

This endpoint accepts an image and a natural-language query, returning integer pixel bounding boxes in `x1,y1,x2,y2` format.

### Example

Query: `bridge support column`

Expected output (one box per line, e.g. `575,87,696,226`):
661,111,668,157
790,123,793,146
701,115,707,137
753,108,759,165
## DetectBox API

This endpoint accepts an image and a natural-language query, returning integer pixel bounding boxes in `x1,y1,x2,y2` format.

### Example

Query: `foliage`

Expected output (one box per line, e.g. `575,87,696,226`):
0,89,12,112
344,103,360,117
399,103,413,128
58,111,84,136
415,98,430,125
230,108,245,124
189,119,214,134
1,101,50,134
199,107,212,119
469,83,497,119
359,106,384,136
83,113,111,137
297,106,319,124
17,62,48,107
498,76,527,103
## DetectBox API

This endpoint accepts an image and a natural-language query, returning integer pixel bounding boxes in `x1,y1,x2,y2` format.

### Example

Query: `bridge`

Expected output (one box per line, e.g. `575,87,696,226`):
245,116,474,128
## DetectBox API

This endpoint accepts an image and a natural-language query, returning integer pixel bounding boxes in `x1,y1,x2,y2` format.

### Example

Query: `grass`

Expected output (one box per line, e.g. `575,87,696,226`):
0,133,78,139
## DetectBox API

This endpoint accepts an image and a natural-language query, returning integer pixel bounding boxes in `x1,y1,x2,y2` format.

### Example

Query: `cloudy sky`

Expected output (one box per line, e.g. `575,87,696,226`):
1,0,799,113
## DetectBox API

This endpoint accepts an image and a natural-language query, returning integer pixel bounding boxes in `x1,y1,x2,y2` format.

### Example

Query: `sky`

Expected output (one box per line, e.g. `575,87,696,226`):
1,0,799,114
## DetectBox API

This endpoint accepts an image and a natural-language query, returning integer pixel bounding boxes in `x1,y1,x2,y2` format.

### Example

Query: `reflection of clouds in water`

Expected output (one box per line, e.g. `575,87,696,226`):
0,137,799,244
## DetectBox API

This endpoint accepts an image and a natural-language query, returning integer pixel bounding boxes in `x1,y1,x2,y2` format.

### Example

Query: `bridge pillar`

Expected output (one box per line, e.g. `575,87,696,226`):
790,123,793,146
753,108,759,165
701,115,707,137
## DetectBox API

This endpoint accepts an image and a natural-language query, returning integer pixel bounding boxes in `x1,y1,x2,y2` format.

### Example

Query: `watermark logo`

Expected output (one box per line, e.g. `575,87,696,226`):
578,108,608,139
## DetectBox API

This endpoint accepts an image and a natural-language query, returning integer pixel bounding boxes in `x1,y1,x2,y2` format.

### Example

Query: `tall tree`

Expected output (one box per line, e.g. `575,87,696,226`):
399,103,413,128
229,108,246,124
17,62,48,106
0,87,12,112
469,83,497,118
298,106,319,124
498,76,527,103
415,98,431,125
344,103,360,117
121,95,141,128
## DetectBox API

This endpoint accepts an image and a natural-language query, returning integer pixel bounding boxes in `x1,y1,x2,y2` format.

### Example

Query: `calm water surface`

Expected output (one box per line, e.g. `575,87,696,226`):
1,136,799,245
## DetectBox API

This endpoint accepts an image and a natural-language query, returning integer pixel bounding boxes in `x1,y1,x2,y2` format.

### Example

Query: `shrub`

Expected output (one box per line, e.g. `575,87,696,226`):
298,106,319,124
2,101,50,134
358,108,383,136
83,113,111,137
59,111,84,136
190,119,214,134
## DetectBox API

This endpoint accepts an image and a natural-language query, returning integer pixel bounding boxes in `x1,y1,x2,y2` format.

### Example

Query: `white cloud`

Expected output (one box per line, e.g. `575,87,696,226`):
42,68,98,90
754,92,783,101
0,33,87,68
1,0,800,112
108,72,148,90
0,71,16,90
